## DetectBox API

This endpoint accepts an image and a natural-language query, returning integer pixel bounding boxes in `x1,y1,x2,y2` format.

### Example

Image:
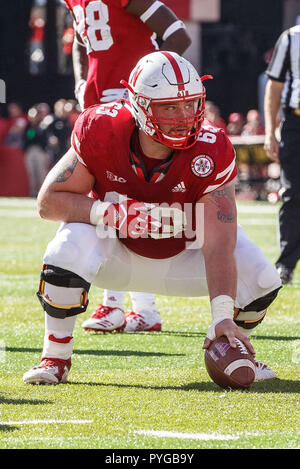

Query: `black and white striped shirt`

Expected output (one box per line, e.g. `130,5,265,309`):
266,25,300,109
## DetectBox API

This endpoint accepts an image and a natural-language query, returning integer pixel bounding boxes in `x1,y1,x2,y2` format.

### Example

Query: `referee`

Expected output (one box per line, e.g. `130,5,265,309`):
264,24,300,285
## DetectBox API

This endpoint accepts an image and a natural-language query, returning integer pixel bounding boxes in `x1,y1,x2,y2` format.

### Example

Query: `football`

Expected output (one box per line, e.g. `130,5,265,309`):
204,336,256,390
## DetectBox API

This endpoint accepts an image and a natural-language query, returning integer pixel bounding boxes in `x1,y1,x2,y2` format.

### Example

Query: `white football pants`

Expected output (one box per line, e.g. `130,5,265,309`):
43,223,281,310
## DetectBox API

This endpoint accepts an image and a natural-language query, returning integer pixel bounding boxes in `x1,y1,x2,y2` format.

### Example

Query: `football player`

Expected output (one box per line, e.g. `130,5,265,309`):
64,0,191,332
23,52,281,385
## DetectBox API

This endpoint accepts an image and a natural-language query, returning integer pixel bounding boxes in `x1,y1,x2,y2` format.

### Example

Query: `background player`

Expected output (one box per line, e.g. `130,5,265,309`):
23,52,281,385
264,24,300,285
64,0,191,332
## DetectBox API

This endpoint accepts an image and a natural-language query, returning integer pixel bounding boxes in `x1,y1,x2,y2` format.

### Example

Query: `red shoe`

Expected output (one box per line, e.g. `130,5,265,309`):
23,357,71,385
82,304,125,332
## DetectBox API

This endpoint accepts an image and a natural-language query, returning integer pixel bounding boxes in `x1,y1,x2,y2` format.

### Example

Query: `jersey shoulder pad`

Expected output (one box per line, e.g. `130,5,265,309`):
71,102,134,164
191,123,237,196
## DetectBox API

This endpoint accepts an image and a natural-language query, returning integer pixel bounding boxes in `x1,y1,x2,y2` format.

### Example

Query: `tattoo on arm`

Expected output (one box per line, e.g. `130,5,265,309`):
55,157,78,183
210,187,236,223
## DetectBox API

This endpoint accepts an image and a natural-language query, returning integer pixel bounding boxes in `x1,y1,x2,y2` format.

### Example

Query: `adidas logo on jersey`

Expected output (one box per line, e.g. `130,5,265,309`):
172,181,186,192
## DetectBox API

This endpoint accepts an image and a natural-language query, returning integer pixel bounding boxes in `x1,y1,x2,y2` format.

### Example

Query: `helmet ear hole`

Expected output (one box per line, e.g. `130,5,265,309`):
137,96,151,111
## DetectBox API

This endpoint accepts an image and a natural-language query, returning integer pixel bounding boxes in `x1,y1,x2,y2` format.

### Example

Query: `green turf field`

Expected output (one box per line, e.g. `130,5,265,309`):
0,197,299,449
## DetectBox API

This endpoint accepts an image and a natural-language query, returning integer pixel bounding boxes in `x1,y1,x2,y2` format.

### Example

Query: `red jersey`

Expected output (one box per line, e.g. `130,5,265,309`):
64,0,158,108
72,102,237,259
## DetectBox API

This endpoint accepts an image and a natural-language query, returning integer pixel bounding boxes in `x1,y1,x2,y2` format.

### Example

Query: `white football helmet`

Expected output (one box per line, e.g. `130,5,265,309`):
121,51,209,150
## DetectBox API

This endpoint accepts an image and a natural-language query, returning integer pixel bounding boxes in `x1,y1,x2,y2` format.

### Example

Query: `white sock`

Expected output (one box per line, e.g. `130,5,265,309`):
129,291,157,314
103,290,124,310
42,284,81,360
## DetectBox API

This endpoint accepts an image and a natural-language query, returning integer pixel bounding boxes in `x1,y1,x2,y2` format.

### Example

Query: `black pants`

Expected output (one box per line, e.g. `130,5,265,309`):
277,114,300,270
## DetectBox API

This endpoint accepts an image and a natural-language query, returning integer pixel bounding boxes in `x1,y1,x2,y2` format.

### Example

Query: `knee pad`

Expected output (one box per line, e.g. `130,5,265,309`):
234,287,281,330
37,264,91,319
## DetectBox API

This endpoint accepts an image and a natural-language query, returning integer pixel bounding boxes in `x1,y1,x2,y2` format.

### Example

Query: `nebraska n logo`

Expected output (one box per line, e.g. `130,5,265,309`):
131,65,143,87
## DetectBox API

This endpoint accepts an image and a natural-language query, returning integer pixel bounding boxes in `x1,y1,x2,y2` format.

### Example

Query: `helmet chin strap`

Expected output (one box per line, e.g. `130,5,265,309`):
161,133,186,142
120,79,134,94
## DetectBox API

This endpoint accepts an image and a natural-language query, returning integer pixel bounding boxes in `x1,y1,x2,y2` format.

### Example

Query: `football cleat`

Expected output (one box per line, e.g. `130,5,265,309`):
123,310,162,332
82,305,125,333
23,357,71,385
254,361,276,381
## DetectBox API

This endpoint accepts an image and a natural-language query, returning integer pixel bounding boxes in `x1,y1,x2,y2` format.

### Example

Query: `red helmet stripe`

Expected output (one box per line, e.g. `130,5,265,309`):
161,51,185,92
131,65,143,87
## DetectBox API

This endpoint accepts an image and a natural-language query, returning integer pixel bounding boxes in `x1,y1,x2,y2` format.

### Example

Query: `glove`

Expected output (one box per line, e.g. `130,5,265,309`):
75,79,87,111
100,88,129,103
104,199,161,238
90,199,161,239
148,206,186,239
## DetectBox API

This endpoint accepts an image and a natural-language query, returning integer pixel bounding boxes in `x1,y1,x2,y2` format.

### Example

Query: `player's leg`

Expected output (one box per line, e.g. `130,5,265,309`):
233,225,282,379
82,289,161,332
91,228,281,379
23,222,121,384
23,266,89,384
124,291,162,332
276,190,300,284
121,228,282,380
81,289,125,333
81,289,161,333
276,118,300,284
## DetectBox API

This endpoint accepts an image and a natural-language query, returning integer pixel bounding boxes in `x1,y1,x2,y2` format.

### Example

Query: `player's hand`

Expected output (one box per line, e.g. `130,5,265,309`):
75,79,87,111
100,88,129,103
202,318,255,355
103,199,161,238
264,134,279,162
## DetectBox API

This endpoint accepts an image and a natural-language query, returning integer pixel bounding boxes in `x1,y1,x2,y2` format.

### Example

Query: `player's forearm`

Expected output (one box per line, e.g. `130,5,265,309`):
264,79,283,136
160,29,191,55
203,248,237,302
127,0,191,56
38,190,94,224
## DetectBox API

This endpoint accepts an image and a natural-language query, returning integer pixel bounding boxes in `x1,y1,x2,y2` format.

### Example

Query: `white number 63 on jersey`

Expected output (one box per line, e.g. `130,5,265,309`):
96,102,123,117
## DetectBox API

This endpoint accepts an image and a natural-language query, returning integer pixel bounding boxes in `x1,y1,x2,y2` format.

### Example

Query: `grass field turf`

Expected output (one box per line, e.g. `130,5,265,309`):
0,197,299,449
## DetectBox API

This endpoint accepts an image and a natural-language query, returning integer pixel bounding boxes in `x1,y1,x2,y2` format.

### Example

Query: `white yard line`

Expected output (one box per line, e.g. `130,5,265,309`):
135,429,300,441
0,419,93,425
237,204,279,214
134,429,239,440
0,209,38,218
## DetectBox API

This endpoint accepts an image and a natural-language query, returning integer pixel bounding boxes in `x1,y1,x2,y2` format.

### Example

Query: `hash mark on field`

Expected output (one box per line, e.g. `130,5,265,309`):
0,419,93,425
135,430,239,440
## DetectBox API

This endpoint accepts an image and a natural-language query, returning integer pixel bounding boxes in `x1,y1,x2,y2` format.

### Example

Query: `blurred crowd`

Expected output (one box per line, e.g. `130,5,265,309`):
0,98,280,201
204,101,280,203
204,101,265,137
0,100,80,197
